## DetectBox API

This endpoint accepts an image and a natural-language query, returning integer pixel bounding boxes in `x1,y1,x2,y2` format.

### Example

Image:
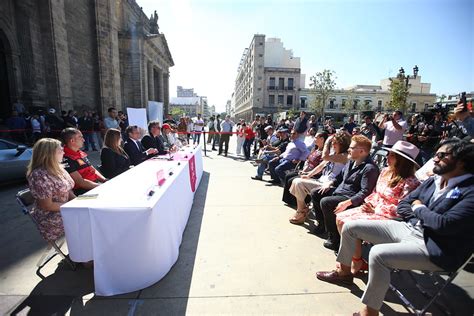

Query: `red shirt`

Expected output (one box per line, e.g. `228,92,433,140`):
244,127,255,140
63,146,99,188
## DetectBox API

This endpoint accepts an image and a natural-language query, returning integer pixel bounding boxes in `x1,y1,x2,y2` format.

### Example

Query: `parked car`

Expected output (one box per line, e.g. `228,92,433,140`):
0,138,32,183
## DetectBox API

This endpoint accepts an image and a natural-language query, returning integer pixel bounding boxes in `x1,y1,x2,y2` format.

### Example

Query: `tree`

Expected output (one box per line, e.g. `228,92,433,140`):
438,94,447,102
170,107,185,118
387,77,409,115
309,69,337,121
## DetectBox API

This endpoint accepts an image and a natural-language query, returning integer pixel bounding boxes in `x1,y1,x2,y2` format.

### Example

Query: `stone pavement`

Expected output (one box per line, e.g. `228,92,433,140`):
0,140,473,315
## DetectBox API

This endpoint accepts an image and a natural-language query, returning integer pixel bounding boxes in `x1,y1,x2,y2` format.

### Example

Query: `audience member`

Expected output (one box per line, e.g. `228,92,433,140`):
281,131,329,207
104,107,119,130
251,128,290,181
267,129,309,185
219,115,235,157
317,135,379,250
288,132,351,224
316,138,474,316
378,111,407,148
100,128,131,179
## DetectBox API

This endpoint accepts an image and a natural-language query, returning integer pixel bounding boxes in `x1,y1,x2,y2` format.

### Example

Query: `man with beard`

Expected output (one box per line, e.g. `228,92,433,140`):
316,138,474,316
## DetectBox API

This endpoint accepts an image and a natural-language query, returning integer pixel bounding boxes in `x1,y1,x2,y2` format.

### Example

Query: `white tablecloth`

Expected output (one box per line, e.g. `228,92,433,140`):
61,145,203,296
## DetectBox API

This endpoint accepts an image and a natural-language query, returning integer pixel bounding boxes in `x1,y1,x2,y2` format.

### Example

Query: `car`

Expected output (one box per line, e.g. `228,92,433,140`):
0,138,32,183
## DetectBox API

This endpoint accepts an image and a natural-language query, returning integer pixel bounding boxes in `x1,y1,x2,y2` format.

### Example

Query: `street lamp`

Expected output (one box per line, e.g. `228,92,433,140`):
397,65,419,112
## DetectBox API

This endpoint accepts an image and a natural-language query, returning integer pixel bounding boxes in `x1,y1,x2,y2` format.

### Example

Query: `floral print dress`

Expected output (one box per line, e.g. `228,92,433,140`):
27,168,74,242
337,167,420,224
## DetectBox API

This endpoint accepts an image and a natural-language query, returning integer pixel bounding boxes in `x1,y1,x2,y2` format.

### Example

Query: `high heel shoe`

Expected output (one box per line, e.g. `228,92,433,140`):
351,256,368,274
289,208,309,225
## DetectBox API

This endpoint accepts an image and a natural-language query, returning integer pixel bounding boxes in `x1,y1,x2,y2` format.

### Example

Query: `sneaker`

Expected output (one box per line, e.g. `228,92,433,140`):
251,176,263,181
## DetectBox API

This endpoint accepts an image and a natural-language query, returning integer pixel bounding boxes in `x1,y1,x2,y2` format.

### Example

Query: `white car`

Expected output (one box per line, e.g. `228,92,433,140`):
0,138,32,183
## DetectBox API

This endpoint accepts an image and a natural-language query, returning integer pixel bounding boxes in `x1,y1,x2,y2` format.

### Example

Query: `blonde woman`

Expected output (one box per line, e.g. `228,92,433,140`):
26,138,75,242
100,128,131,179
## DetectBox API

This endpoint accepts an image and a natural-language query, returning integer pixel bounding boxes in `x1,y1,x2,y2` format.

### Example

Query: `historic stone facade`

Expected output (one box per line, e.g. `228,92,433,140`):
0,0,173,120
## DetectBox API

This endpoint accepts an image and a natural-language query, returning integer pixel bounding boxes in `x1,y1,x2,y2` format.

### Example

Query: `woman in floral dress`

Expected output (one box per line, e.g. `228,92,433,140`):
26,138,75,242
335,140,421,273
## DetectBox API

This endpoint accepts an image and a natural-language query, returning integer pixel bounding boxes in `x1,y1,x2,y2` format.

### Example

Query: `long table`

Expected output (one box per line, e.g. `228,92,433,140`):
61,145,203,296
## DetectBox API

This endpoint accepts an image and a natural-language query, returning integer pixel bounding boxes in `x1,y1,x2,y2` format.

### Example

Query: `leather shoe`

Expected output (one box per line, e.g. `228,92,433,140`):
251,176,263,181
323,238,340,251
312,223,326,235
316,270,353,285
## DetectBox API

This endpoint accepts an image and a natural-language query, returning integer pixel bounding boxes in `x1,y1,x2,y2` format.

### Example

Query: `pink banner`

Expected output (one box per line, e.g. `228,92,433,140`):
188,155,197,192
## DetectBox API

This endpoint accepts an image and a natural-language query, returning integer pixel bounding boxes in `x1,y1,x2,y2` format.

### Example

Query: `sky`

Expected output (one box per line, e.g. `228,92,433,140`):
138,0,474,112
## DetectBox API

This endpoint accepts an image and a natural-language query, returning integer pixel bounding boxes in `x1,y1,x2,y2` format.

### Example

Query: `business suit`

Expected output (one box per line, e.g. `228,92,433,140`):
123,138,148,166
141,134,167,155
336,175,474,310
100,147,130,179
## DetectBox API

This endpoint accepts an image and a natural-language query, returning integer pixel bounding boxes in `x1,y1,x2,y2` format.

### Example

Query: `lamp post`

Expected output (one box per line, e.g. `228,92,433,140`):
397,65,419,112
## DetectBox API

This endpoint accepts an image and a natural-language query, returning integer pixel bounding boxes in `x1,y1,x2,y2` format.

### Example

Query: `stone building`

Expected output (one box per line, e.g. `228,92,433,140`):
232,35,305,122
300,76,437,122
0,0,173,120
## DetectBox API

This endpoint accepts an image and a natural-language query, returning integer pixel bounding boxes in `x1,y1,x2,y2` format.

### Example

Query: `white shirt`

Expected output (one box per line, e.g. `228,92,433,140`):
193,118,204,132
383,119,407,146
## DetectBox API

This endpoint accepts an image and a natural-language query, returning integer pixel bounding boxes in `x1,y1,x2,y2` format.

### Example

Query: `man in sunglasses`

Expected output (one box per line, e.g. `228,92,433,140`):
316,138,474,316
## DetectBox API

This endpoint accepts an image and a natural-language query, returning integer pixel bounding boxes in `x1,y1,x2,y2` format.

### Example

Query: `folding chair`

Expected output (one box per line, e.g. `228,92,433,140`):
16,188,76,279
371,148,388,170
389,254,474,316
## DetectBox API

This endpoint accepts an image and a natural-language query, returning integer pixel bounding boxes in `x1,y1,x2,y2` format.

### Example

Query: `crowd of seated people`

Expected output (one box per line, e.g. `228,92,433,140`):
245,106,473,316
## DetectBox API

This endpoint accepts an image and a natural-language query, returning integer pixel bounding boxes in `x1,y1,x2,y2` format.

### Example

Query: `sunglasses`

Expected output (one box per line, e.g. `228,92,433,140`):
434,151,452,160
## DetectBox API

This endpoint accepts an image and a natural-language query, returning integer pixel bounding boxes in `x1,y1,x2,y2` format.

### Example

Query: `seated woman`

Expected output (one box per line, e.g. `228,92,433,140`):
161,123,181,152
282,131,329,207
335,140,420,273
288,131,351,224
100,128,131,179
27,138,76,243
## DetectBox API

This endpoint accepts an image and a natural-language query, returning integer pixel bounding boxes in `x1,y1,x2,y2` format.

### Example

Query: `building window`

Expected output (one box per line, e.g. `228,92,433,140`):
259,54,263,57
269,77,275,89
377,100,383,111
329,99,335,109
288,78,294,90
300,97,306,108
364,100,371,108
353,99,359,110
411,102,417,112
341,99,346,108
269,95,275,106
424,103,429,111
278,78,284,90
278,95,284,106
287,95,293,105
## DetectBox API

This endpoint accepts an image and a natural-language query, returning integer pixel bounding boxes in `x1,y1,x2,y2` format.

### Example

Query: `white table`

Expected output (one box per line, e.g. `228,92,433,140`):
61,145,203,296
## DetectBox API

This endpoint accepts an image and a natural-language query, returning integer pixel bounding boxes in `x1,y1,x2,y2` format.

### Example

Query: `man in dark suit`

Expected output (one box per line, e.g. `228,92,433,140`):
141,120,168,155
316,138,474,316
123,125,157,166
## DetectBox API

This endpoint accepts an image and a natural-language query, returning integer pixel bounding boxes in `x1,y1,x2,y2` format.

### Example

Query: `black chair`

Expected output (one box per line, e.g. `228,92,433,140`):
16,188,76,279
389,254,473,316
371,148,388,170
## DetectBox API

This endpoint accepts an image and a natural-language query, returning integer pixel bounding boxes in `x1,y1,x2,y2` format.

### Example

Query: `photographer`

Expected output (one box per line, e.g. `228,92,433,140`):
378,111,407,148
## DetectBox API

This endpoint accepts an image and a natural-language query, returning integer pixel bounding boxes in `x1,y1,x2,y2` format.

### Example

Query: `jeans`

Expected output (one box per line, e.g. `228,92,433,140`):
193,132,201,144
269,159,295,183
83,131,97,150
243,138,254,159
256,154,277,177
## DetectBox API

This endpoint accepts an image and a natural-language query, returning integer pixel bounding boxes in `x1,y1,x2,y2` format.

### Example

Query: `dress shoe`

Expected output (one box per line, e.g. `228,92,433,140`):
251,176,263,181
312,223,326,235
316,270,353,285
323,237,340,251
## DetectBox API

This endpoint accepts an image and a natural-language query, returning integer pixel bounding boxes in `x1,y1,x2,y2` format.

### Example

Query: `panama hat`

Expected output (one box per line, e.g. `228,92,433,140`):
383,140,420,168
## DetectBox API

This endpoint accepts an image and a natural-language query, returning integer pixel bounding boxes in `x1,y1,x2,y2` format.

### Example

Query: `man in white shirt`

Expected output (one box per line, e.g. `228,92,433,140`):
193,114,204,144
378,110,407,148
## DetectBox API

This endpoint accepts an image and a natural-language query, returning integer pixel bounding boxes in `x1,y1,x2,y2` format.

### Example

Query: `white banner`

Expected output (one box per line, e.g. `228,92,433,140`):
126,107,148,131
148,101,163,125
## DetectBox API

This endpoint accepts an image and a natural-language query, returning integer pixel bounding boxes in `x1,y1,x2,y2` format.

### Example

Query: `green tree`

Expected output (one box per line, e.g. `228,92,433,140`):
387,77,409,114
438,94,447,102
309,69,337,120
170,107,185,118
343,89,357,115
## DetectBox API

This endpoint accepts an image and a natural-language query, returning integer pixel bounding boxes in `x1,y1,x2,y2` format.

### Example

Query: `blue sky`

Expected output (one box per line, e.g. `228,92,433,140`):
140,0,474,112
